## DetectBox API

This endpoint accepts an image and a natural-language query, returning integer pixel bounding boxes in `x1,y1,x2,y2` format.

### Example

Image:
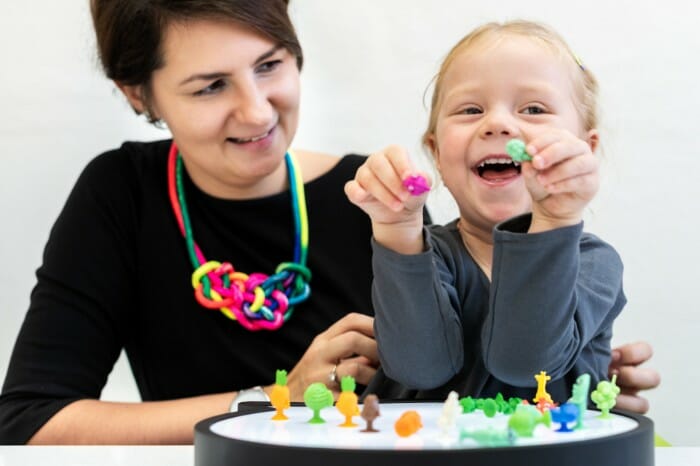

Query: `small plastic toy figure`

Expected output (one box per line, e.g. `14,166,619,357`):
507,405,551,438
591,374,620,419
394,410,422,437
437,391,460,436
505,138,532,162
460,394,522,416
460,427,516,447
360,394,381,433
402,174,430,196
550,403,579,432
270,369,290,421
459,396,477,414
336,376,360,427
568,373,591,429
303,382,334,424
533,370,554,405
480,398,499,418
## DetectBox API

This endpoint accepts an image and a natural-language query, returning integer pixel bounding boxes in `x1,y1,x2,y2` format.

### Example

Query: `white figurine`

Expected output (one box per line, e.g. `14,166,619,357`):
437,390,461,437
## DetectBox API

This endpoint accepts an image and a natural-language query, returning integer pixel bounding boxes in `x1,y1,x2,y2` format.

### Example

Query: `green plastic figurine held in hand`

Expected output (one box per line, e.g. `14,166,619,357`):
506,138,532,162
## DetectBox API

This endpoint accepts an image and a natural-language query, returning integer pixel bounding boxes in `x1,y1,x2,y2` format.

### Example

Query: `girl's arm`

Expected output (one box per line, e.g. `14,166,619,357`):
482,214,625,386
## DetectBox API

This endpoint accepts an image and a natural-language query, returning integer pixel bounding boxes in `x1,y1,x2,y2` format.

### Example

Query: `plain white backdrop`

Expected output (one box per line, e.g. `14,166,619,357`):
1,1,697,445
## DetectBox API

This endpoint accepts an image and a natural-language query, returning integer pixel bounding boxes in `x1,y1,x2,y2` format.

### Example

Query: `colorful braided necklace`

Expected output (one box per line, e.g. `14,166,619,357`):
167,142,311,331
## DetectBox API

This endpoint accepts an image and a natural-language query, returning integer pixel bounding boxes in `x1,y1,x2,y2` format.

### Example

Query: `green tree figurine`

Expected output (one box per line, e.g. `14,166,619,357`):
590,374,620,419
303,382,334,424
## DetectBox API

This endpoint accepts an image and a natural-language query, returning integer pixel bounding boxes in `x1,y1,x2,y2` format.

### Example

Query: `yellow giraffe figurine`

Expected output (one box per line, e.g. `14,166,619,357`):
533,370,553,404
270,369,290,420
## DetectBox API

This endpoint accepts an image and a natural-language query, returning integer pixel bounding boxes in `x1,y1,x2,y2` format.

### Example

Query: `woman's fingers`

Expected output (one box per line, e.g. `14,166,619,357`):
332,355,378,387
320,312,374,339
327,330,379,364
613,366,661,392
285,314,378,400
610,341,654,367
614,393,650,414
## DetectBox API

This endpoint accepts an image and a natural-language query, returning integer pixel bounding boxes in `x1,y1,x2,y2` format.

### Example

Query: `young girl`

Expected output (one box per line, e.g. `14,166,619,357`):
345,20,624,402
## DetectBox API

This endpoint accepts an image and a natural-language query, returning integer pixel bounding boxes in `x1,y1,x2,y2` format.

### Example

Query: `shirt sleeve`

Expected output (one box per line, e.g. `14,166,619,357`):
482,214,626,386
371,228,465,389
0,152,137,444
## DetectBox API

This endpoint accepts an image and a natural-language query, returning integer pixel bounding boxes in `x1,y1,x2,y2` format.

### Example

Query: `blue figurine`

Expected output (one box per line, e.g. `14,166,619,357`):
550,403,579,432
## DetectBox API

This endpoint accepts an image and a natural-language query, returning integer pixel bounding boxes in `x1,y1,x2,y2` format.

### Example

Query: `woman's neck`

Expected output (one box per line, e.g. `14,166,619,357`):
457,219,494,281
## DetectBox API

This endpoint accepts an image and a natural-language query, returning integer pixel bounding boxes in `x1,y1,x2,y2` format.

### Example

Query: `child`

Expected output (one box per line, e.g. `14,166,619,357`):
345,20,625,402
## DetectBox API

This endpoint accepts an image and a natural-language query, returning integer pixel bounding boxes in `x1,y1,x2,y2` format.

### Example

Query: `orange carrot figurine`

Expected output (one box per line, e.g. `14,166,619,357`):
394,410,422,437
270,369,290,420
336,376,360,427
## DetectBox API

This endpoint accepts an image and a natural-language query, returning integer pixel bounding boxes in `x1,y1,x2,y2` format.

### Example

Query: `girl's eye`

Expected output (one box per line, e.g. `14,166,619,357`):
459,106,482,115
521,105,546,115
194,79,227,97
256,59,283,74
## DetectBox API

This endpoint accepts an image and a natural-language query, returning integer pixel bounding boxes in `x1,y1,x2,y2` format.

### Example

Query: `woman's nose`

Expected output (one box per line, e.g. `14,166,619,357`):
234,81,274,126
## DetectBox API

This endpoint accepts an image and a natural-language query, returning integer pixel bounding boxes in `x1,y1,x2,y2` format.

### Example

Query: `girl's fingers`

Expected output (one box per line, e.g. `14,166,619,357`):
536,151,598,184
541,172,599,198
354,157,405,211
527,132,591,170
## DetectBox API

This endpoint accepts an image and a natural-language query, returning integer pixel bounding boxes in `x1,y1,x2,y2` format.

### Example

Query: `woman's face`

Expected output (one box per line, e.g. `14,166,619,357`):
133,19,301,199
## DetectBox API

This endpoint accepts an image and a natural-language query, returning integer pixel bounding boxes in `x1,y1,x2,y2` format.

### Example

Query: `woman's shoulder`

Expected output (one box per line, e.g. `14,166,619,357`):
86,139,170,170
79,139,170,185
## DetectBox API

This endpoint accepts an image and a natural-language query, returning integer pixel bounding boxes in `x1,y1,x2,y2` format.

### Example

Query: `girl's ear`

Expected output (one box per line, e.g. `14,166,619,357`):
426,134,441,170
587,129,600,153
116,82,148,115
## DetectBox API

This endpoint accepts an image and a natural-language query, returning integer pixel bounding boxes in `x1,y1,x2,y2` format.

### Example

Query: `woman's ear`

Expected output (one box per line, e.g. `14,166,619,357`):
116,83,147,115
587,129,600,153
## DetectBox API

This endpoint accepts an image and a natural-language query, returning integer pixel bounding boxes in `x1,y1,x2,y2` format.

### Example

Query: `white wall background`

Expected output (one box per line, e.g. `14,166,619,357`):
1,0,697,445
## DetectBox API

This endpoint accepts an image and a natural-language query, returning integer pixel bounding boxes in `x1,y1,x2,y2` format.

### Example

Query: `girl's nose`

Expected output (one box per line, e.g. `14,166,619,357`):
480,109,517,138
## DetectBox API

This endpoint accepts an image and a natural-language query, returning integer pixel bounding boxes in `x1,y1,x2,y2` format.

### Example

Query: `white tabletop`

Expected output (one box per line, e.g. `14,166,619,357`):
0,446,697,466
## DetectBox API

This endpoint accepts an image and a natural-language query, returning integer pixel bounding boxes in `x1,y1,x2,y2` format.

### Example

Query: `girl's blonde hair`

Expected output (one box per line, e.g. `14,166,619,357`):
422,20,599,150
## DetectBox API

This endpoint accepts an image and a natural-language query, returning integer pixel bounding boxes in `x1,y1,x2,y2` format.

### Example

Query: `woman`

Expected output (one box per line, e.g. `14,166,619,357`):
0,0,658,444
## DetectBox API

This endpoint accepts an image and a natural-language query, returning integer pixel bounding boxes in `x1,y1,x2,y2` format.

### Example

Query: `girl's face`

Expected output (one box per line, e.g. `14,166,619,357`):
430,35,590,234
127,19,301,199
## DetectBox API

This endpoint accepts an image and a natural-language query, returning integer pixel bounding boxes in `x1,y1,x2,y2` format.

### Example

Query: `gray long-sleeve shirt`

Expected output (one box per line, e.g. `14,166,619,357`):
367,214,625,403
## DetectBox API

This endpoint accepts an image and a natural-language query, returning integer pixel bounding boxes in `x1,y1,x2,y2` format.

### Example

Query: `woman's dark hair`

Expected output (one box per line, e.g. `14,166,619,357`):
90,0,303,121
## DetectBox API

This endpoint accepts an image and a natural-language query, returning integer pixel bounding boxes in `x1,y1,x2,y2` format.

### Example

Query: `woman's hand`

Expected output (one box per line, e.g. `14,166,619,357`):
284,313,379,400
608,341,660,414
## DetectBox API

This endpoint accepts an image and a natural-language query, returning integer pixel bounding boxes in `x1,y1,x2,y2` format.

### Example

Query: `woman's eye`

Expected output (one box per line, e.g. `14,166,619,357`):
194,79,227,97
256,59,283,74
522,105,546,115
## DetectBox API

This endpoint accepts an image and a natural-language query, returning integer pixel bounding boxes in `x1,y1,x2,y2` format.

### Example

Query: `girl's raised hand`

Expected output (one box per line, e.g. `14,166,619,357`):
345,145,430,222
520,128,599,233
345,146,431,254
